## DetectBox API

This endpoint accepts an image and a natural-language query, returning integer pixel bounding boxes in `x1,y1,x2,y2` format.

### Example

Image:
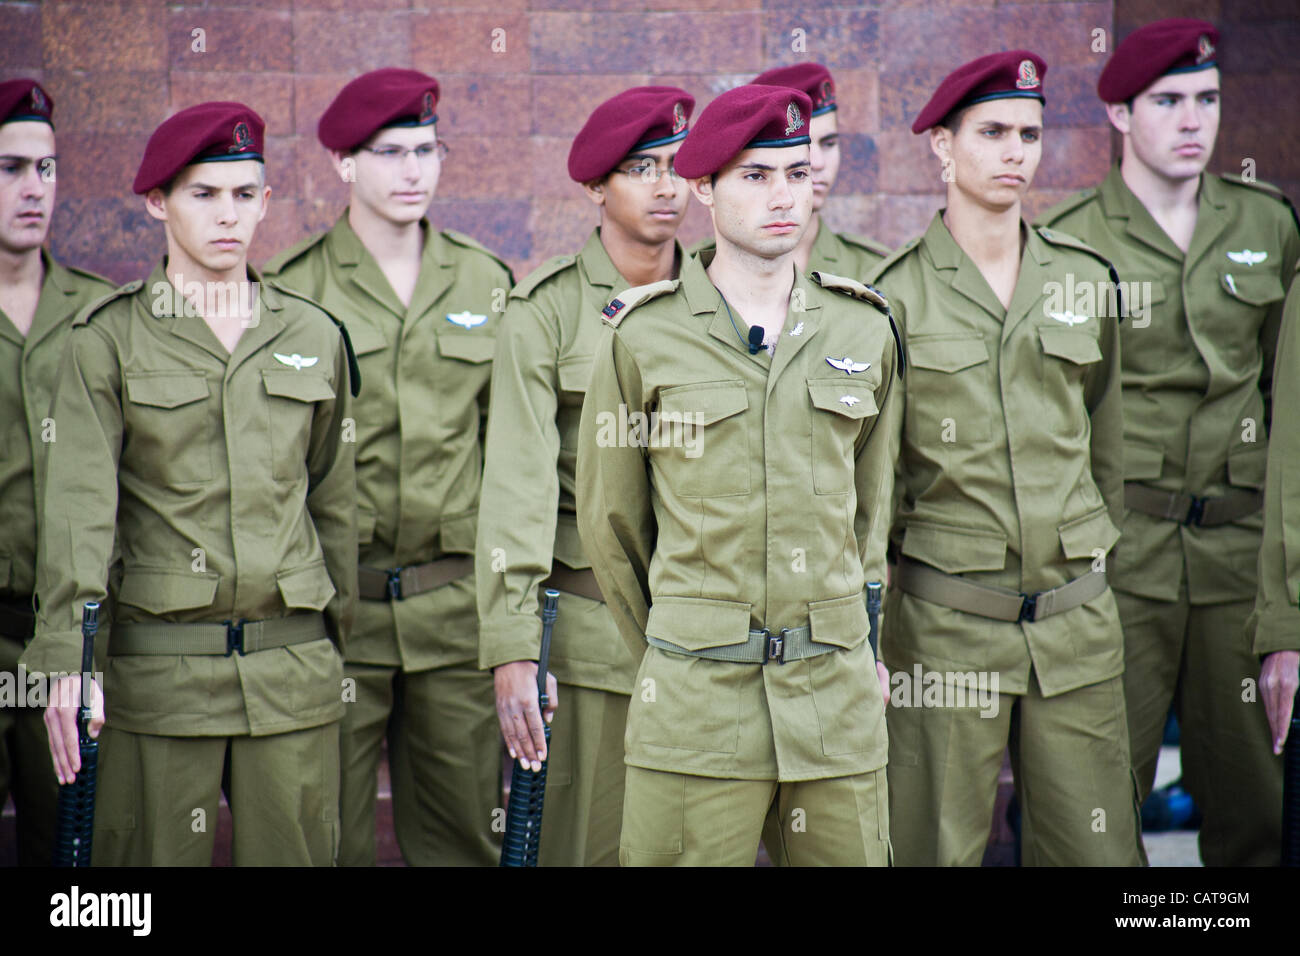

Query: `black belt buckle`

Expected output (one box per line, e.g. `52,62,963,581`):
225,619,246,656
387,567,405,601
1183,496,1206,526
1018,593,1038,624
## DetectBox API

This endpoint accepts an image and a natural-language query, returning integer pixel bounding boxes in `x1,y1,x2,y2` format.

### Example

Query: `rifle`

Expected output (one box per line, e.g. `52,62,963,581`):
52,602,100,867
1284,678,1300,867
500,588,559,867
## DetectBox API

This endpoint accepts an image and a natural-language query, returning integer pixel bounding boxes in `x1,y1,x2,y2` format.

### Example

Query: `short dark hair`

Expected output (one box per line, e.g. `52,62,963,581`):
938,105,970,134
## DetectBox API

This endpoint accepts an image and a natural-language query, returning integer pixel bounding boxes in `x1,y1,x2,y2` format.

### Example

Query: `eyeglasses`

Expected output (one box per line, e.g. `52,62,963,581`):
360,142,449,163
621,162,681,185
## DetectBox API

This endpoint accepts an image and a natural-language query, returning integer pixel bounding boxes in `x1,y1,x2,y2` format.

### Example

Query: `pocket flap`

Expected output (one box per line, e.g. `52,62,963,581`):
557,355,593,394
438,334,496,364
125,372,209,409
907,335,989,374
262,369,336,403
901,521,1007,574
1124,440,1164,481
118,569,219,614
276,561,336,612
1228,441,1267,490
346,322,387,356
808,593,869,650
1058,507,1120,561
659,381,748,427
1220,272,1285,306
1038,327,1103,365
646,596,752,651
807,380,879,420
1136,280,1167,306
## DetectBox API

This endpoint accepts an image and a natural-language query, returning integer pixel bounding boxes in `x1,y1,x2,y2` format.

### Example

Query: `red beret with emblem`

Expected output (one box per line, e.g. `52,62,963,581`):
751,63,837,116
1097,19,1219,103
132,101,265,194
0,78,54,127
674,85,813,180
317,68,440,152
911,50,1048,134
567,86,695,183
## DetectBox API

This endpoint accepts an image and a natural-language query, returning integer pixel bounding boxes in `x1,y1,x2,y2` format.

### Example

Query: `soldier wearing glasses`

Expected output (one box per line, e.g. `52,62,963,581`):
265,68,513,866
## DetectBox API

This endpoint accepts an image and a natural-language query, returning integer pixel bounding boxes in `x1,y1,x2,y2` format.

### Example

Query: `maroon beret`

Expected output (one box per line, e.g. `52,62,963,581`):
567,86,695,183
911,50,1047,134
133,102,265,194
317,68,440,152
751,63,836,116
0,78,53,127
674,85,813,180
1097,19,1219,103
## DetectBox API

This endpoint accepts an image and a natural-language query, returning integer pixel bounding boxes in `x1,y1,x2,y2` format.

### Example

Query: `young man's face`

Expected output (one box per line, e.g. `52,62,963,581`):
693,145,813,261
145,159,269,274
340,124,442,226
808,110,840,212
931,98,1042,212
586,142,689,245
1107,68,1220,184
0,121,55,256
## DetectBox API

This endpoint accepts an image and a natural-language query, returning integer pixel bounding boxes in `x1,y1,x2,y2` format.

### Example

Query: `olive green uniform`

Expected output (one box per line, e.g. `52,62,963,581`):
1250,263,1300,655
870,213,1144,866
1039,167,1300,866
476,230,665,866
21,263,357,866
577,249,901,866
0,251,113,866
266,214,513,866
690,220,890,281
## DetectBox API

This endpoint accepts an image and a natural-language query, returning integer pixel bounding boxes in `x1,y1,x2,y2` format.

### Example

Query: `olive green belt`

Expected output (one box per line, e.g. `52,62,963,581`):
358,556,474,601
540,562,604,604
1124,483,1262,527
647,624,834,665
109,612,327,656
896,557,1108,623
0,595,36,643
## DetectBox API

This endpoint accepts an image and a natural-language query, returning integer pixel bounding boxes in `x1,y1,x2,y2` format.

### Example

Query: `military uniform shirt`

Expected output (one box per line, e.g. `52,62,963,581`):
265,214,513,670
1038,166,1300,605
22,262,357,737
577,250,902,780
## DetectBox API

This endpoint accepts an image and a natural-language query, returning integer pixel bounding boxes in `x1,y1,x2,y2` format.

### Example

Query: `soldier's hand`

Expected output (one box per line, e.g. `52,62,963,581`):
1259,650,1299,755
494,660,558,772
876,661,890,712
44,674,104,785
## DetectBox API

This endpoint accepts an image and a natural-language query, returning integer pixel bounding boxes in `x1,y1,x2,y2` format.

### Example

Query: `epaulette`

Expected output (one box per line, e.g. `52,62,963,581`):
600,280,679,329
264,278,362,397
1035,188,1099,227
263,230,328,276
866,237,921,284
72,281,142,327
1036,226,1125,323
1217,174,1300,234
442,229,515,285
810,271,905,377
509,254,576,299
838,232,893,258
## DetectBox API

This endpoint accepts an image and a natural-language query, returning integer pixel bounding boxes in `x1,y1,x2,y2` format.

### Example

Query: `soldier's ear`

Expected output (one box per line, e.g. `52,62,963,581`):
929,126,952,164
330,150,357,186
688,176,713,208
143,187,169,223
581,179,606,207
1104,102,1131,136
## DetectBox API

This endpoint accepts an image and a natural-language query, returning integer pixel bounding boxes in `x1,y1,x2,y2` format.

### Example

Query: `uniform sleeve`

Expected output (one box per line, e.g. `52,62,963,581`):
856,318,902,590
576,328,655,659
1086,268,1125,529
306,330,358,651
475,296,562,670
1257,209,1300,433
1251,277,1300,655
22,324,122,676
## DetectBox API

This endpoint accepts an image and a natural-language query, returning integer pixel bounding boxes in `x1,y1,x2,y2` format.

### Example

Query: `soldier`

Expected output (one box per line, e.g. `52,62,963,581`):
1250,264,1300,756
475,86,693,866
692,63,890,277
1038,19,1300,866
264,69,513,867
0,79,114,866
24,102,358,866
870,51,1144,866
577,84,901,866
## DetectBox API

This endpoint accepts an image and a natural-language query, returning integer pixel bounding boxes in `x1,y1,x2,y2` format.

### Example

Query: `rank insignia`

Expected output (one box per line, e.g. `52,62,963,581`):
602,299,625,319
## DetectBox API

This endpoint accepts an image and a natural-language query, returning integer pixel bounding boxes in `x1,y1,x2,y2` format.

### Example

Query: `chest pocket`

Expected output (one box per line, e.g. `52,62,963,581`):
807,379,878,494
124,371,214,484
262,370,335,482
906,333,992,444
1037,326,1102,440
653,381,749,497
